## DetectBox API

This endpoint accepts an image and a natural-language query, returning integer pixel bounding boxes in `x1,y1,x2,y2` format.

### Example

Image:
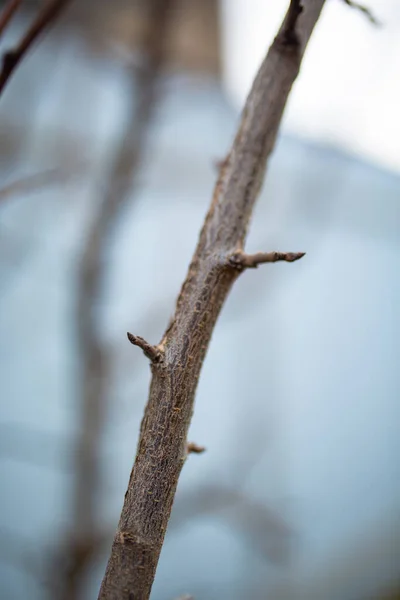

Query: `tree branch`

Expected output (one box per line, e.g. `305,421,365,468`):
98,1,326,599
0,0,72,96
281,0,303,45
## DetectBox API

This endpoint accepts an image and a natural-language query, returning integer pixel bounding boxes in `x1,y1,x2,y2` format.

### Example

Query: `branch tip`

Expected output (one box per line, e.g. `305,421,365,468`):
127,332,162,363
229,251,305,270
187,442,206,455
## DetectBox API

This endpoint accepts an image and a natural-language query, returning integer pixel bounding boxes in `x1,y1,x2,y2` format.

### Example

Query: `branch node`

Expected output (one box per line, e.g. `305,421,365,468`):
229,250,306,270
186,442,206,455
127,332,163,363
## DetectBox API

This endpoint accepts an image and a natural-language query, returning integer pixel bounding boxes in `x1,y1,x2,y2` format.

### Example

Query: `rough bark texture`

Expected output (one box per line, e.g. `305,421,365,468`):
98,2,326,598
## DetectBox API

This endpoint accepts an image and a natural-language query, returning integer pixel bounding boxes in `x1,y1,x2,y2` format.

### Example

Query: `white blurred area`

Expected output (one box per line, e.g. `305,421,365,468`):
220,0,400,172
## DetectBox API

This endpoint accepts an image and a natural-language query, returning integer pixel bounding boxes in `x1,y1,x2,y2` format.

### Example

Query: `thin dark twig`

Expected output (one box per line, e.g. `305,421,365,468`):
0,0,22,39
342,0,381,25
0,0,72,96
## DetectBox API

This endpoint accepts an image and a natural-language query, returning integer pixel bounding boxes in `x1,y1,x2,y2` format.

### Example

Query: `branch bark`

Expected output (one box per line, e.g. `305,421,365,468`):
98,1,326,598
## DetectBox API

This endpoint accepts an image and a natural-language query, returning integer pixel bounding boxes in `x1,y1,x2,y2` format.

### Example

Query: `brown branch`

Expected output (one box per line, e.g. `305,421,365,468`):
229,250,305,269
0,0,22,39
342,0,380,25
98,1,326,599
0,0,71,96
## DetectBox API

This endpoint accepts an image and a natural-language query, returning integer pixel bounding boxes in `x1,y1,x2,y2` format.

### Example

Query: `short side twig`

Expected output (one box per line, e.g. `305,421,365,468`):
230,251,305,270
186,442,206,455
127,333,163,364
0,0,71,96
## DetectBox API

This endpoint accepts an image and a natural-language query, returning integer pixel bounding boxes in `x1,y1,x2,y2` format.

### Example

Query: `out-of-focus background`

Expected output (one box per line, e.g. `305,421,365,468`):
0,1,399,599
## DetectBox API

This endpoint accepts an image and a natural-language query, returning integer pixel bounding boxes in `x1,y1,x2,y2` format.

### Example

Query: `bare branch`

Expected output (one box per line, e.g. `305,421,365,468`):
0,0,22,39
342,0,380,25
127,333,163,364
98,1,326,599
0,0,71,96
229,250,305,270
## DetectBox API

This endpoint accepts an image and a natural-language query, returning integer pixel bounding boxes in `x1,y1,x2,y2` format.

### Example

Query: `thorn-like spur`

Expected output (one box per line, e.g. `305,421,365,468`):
229,250,305,270
186,442,206,455
127,332,162,363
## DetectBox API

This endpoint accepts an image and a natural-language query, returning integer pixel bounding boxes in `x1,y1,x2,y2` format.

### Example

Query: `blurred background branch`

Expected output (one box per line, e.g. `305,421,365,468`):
0,0,22,39
50,2,175,599
0,0,72,96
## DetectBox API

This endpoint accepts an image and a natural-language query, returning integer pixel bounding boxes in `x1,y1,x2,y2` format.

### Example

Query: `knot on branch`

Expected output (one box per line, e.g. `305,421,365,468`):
229,250,305,271
127,332,163,363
